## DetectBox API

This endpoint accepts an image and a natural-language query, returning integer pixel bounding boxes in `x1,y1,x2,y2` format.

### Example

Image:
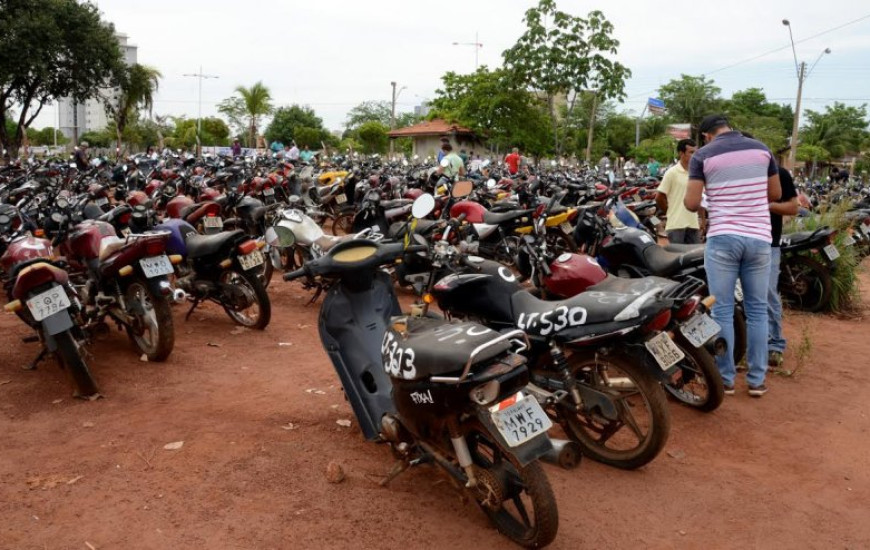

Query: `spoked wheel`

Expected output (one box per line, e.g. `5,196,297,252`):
545,229,577,255
125,278,174,362
331,209,355,236
664,334,724,412
219,268,271,330
779,255,832,312
558,351,670,470
495,236,521,268
465,427,558,548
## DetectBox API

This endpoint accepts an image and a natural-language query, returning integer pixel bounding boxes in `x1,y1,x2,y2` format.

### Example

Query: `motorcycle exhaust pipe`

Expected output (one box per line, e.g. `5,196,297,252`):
172,288,188,304
540,438,582,470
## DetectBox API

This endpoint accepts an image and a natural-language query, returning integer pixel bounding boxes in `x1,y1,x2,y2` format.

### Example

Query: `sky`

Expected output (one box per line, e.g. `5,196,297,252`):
33,0,870,133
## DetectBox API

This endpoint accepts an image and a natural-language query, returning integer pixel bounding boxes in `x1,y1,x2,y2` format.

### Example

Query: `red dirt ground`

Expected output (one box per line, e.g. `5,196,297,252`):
2,267,869,549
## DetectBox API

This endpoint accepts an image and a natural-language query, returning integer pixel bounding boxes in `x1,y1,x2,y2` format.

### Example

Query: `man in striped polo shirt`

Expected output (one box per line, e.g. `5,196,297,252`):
684,115,781,397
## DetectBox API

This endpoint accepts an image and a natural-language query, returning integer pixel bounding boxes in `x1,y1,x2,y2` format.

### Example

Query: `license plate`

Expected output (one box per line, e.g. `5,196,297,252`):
238,249,265,270
203,216,223,229
645,332,685,370
650,216,661,226
95,197,108,207
120,227,132,237
490,395,553,448
25,285,71,322
263,187,275,196
843,234,856,246
334,193,347,204
679,313,721,348
559,221,572,234
823,244,840,262
139,255,174,278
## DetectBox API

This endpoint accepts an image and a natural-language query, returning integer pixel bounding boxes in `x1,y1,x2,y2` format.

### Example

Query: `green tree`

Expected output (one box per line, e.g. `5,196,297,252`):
723,87,790,151
629,135,675,163
264,105,329,146
293,126,323,149
355,121,389,154
220,82,273,147
79,129,113,148
28,127,67,146
801,103,869,159
106,64,161,154
167,116,230,149
345,100,392,131
0,0,125,158
503,1,631,155
657,75,722,141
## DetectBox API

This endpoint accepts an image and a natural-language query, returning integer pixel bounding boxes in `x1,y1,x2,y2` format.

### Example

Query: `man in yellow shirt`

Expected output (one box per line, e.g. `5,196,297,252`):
656,138,701,244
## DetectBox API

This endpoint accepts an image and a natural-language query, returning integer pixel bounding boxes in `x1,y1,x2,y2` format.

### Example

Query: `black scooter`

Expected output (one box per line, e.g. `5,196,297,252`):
279,222,559,547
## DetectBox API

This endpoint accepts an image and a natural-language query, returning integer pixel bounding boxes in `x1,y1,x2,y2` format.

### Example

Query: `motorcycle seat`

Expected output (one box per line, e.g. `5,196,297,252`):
642,245,704,277
99,236,128,260
385,204,412,221
483,209,532,225
317,184,337,198
382,198,412,209
185,229,244,259
663,243,704,254
385,317,511,381
587,274,676,295
315,234,346,252
780,228,832,249
247,206,268,223
388,218,439,239
489,201,520,213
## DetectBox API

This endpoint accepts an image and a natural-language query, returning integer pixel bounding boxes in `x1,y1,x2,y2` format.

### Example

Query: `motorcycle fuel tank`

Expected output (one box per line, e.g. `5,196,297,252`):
543,252,608,299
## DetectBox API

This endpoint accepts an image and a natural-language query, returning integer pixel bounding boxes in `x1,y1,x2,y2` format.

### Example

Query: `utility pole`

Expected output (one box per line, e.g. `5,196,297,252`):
452,32,483,70
635,104,648,148
788,61,805,173
585,90,598,164
183,66,219,157
389,81,406,158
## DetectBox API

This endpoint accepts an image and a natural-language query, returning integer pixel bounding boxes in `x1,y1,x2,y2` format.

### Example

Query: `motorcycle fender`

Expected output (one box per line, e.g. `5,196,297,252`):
475,407,553,467
473,223,498,239
41,309,74,338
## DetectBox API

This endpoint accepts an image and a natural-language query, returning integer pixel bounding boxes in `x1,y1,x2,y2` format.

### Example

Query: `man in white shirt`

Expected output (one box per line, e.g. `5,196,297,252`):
656,138,700,244
288,142,300,162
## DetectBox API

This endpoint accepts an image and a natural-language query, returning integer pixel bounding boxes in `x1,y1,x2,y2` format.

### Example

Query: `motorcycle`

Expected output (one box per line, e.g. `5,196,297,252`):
276,197,559,548
778,226,838,312
0,206,99,397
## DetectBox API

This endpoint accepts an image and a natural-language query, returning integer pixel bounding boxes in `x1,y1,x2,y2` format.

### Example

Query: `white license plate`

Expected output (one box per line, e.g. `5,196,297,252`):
843,235,856,246
203,216,223,229
95,197,108,207
490,395,552,448
334,193,347,204
823,244,840,262
139,255,174,278
26,285,71,322
645,332,685,370
238,249,265,270
559,221,572,234
650,216,661,226
679,313,721,348
263,187,275,196
120,227,132,237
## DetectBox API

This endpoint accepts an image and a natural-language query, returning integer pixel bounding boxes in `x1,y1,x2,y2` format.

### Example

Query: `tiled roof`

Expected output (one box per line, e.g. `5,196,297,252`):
387,119,475,138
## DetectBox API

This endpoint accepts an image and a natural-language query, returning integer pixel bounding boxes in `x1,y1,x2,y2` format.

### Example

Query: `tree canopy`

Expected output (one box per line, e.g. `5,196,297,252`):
264,105,334,148
0,0,125,157
657,75,722,142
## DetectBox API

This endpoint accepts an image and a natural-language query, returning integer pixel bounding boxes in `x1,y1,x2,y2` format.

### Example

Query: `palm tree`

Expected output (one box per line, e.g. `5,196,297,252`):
235,82,273,148
113,64,162,154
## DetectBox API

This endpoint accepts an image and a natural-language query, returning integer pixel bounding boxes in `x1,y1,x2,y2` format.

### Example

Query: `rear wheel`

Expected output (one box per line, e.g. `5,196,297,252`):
220,268,271,330
779,254,832,312
559,351,670,470
664,333,724,412
54,330,100,398
465,428,558,548
125,279,174,362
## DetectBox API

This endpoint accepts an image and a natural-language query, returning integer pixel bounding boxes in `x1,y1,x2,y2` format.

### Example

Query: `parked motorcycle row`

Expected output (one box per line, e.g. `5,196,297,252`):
2,151,868,548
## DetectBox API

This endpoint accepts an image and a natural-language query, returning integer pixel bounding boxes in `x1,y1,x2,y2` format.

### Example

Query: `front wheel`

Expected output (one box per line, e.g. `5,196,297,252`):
125,279,175,362
465,428,558,548
664,333,724,412
558,350,671,470
779,254,832,312
54,330,100,398
220,268,271,330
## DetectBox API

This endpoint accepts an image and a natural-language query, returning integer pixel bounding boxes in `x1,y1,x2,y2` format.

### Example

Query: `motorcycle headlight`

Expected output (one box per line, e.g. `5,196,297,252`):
469,379,501,406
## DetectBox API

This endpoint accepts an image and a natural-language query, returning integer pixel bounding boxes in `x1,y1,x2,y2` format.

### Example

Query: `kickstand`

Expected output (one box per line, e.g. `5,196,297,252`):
25,348,48,371
184,299,201,321
379,460,410,487
306,285,323,305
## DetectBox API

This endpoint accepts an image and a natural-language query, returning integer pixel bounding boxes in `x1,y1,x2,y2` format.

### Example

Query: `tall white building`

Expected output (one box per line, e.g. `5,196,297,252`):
58,34,138,143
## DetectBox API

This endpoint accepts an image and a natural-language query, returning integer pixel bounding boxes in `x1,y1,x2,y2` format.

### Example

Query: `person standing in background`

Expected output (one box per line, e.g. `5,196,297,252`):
647,156,661,178
768,162,799,369
656,139,701,244
504,147,521,176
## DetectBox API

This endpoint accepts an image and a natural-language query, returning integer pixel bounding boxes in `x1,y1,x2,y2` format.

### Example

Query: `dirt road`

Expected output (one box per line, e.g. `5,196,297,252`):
2,270,869,549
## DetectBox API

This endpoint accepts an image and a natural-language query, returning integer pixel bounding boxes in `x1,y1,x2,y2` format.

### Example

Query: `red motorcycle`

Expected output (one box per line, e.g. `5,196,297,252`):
50,196,177,362
0,206,99,397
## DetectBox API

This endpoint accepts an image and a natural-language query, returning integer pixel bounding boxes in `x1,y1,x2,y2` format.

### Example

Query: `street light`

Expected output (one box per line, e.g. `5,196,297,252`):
390,81,407,157
782,19,831,171
452,32,483,70
183,66,219,157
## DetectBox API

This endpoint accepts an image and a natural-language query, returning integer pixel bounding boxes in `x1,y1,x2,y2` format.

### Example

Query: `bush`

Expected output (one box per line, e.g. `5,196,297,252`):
785,200,862,312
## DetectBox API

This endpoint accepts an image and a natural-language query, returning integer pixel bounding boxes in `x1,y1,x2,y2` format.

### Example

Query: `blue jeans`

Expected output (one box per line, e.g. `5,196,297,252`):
768,246,786,353
705,235,771,387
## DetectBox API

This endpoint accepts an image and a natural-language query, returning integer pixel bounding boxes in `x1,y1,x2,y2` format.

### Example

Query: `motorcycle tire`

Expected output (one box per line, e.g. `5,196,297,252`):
54,330,100,398
779,254,832,313
465,427,558,548
558,351,671,470
260,258,274,288
664,333,724,412
125,278,175,362
733,303,747,365
494,235,521,268
546,228,577,255
331,208,356,236
220,268,271,330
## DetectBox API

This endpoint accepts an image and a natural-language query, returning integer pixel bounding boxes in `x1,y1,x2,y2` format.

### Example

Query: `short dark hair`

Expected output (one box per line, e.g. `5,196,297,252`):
677,139,696,153
441,142,453,152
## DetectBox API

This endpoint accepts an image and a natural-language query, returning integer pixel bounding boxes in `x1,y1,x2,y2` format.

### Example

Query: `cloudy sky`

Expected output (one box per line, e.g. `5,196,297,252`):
35,0,870,132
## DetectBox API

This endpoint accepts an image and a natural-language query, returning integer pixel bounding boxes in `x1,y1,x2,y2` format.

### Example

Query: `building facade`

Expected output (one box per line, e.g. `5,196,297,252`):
57,34,138,143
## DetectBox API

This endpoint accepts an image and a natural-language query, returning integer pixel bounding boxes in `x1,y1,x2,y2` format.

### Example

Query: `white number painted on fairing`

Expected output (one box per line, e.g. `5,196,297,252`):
381,331,417,379
517,305,587,335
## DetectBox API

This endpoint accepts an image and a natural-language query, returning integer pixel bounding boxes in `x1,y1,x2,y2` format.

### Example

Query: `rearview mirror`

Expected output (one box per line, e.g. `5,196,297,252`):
265,225,296,248
411,193,435,219
452,180,473,198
